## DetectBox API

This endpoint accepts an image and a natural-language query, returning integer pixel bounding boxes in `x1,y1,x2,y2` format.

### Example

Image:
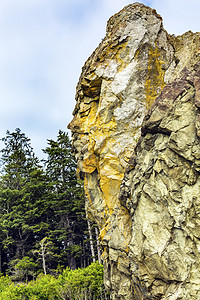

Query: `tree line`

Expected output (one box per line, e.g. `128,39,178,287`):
0,128,101,282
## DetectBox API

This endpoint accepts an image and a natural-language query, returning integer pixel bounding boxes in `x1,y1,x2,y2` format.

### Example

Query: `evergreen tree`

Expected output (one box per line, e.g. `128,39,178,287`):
0,129,50,274
43,130,88,269
0,128,94,276
0,128,37,188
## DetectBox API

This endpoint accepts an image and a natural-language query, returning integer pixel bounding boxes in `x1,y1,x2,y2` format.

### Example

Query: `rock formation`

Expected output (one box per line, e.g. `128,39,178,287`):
68,3,200,299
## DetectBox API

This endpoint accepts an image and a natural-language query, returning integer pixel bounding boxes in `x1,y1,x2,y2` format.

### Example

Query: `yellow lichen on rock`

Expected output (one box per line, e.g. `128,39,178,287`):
144,45,166,109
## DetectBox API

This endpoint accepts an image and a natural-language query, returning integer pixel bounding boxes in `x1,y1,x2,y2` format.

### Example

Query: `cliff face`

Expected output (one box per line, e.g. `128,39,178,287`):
68,3,200,299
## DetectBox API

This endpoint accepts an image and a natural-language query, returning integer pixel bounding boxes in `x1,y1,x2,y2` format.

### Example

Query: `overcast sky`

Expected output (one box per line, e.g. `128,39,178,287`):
0,0,199,158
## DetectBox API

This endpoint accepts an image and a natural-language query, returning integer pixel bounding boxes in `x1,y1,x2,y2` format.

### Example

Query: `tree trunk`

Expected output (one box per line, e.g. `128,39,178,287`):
0,247,2,273
42,254,47,275
87,219,95,262
67,245,77,270
41,241,47,275
95,227,101,264
65,215,77,270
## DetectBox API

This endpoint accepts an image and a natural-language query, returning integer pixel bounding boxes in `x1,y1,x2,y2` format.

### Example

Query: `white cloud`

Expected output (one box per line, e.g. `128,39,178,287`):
0,0,199,158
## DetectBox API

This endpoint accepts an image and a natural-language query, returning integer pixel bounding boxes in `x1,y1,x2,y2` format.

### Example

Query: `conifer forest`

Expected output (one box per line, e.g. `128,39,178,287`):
0,128,108,299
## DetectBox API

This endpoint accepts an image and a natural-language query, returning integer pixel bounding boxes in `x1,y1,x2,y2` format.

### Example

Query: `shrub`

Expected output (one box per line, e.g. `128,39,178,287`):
0,262,109,300
58,262,107,299
0,275,12,294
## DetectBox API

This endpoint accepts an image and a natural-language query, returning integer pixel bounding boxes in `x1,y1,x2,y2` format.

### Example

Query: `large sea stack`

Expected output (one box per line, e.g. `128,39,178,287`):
69,3,200,299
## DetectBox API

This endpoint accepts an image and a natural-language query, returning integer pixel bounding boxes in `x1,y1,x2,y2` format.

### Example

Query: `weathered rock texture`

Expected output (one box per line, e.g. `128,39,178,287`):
69,3,200,299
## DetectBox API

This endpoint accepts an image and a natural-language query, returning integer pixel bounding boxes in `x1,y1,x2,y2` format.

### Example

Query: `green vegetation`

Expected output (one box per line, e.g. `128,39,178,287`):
0,128,107,299
0,262,109,299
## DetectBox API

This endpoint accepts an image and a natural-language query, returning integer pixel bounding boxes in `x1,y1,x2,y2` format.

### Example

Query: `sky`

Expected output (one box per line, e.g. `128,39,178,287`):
0,0,200,158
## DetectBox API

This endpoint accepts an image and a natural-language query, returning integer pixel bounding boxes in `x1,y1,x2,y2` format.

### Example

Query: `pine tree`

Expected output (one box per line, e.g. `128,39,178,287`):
0,129,50,273
0,128,37,188
0,129,94,276
43,130,89,269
